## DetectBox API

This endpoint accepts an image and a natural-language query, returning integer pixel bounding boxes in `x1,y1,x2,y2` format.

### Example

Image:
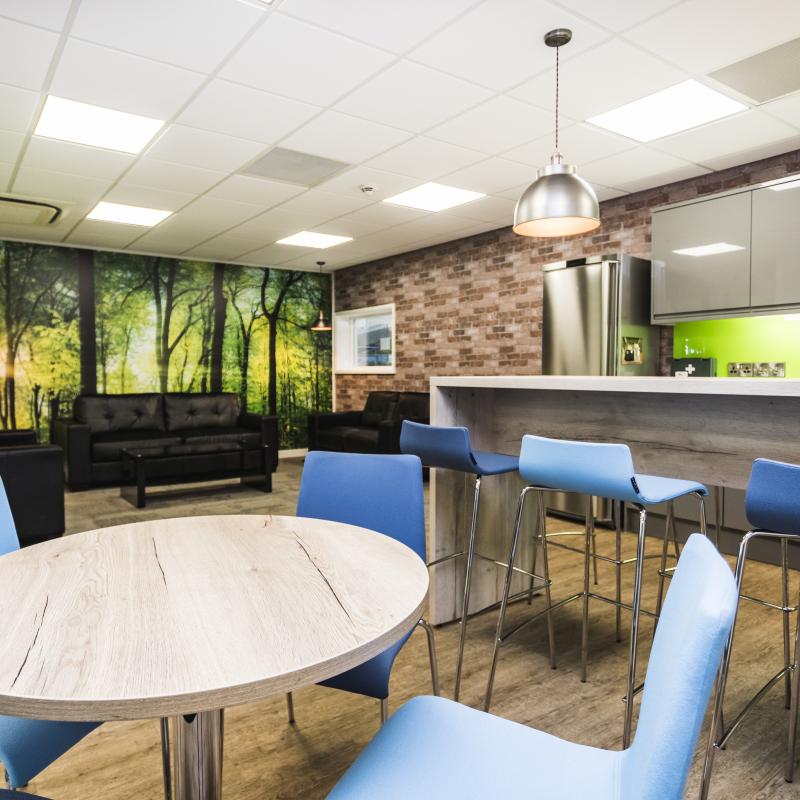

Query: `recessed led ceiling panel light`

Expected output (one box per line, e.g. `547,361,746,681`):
673,242,744,257
586,80,747,142
35,96,165,154
383,182,485,212
87,201,172,226
277,231,353,248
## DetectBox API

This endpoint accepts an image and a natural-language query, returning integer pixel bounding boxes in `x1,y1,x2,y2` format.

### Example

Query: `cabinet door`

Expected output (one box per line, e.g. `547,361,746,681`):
751,183,800,308
652,192,751,317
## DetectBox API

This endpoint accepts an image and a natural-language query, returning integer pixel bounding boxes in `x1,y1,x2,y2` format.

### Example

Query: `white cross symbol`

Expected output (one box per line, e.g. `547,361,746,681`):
686,363,696,374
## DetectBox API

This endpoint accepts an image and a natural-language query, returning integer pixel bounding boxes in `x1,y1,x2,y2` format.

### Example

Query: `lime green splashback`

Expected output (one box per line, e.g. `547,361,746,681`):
673,315,800,377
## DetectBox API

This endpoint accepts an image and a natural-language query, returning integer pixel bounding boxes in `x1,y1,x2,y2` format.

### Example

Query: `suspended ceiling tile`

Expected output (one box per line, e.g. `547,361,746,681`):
178,196,265,229
442,157,535,195
0,130,25,164
221,13,393,106
0,0,72,31
442,194,516,224
0,162,14,193
13,166,111,204
279,111,410,165
510,39,686,122
335,60,492,133
317,165,419,202
23,137,135,180
759,92,800,130
651,110,800,167
627,0,800,75
66,219,144,249
429,95,556,155
506,123,635,168
238,241,311,266
103,183,196,212
0,83,41,133
277,189,374,222
0,17,58,91
145,125,266,173
553,0,683,32
71,0,264,74
409,0,608,92
178,79,320,143
278,0,479,54
366,136,485,180
120,158,226,195
207,175,305,207
51,39,205,120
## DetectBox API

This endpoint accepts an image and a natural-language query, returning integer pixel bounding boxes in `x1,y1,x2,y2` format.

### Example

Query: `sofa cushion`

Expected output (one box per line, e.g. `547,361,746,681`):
179,426,260,450
164,393,240,431
317,426,362,452
362,392,398,426
396,392,429,421
92,431,182,462
344,427,380,452
75,394,165,433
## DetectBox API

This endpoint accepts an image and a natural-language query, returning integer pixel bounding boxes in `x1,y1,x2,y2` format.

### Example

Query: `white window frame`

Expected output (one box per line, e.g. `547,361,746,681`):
333,302,396,375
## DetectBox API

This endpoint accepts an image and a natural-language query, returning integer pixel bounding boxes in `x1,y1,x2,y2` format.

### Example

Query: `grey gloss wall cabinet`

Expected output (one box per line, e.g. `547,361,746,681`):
751,185,800,308
652,192,752,319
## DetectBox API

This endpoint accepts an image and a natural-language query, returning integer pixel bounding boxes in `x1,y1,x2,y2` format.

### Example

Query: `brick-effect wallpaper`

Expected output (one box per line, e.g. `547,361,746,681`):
334,149,800,410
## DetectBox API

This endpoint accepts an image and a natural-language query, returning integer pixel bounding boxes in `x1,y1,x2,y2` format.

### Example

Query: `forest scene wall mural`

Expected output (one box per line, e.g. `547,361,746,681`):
0,240,332,448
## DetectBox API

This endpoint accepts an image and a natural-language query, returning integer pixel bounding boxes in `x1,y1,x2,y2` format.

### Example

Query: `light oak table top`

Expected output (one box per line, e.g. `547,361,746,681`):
0,515,428,722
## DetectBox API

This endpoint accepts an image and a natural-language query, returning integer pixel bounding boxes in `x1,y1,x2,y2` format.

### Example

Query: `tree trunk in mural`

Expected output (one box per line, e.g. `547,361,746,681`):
260,269,303,416
77,249,97,395
228,275,265,412
210,263,226,393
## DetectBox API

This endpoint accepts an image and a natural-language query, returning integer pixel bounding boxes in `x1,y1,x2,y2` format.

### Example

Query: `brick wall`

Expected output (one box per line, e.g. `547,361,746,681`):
334,149,800,410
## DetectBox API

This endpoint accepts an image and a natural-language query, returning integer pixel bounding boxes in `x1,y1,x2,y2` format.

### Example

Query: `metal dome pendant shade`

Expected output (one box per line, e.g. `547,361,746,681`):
310,261,332,333
514,29,600,238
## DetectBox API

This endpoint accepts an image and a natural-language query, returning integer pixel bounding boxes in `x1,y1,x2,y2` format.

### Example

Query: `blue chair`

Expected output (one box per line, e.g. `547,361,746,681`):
400,421,521,701
0,791,52,799
328,534,737,800
484,435,708,747
0,479,102,791
700,458,800,797
287,451,438,725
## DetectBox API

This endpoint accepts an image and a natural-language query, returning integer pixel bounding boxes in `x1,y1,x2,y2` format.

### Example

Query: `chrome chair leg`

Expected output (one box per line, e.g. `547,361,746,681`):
591,509,599,586
654,502,674,624
580,495,594,683
416,618,440,696
484,486,531,711
698,492,708,537
787,585,800,782
615,499,622,643
380,698,389,726
700,532,752,800
537,490,557,670
160,717,172,800
527,498,542,606
713,486,722,548
454,475,481,702
623,507,648,748
782,538,792,710
286,692,295,724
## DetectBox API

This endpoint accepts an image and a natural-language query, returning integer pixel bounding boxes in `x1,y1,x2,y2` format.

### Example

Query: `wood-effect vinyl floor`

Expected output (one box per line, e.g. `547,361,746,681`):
21,460,800,799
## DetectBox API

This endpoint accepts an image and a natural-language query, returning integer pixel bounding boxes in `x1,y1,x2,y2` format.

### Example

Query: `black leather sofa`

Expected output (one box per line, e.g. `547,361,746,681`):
53,392,279,490
308,391,429,454
0,430,64,545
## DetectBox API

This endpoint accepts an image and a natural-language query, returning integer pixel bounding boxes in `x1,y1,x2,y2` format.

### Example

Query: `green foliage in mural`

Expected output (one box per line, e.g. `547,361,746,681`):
0,241,332,448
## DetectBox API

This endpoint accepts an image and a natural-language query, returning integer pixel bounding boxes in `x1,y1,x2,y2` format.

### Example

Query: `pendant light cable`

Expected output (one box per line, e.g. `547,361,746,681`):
554,42,560,162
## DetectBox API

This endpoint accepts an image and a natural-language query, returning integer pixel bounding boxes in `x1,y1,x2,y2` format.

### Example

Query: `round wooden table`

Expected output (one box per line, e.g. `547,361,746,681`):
0,515,429,799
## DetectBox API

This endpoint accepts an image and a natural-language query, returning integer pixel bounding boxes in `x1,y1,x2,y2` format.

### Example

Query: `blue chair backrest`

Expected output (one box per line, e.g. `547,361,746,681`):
621,534,737,799
0,478,19,556
745,458,800,536
297,451,426,562
400,420,477,474
518,434,641,503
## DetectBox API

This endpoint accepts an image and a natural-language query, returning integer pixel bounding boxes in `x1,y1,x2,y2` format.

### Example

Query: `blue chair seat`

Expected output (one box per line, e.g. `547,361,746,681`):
328,695,619,799
633,474,708,505
472,451,519,476
0,791,52,799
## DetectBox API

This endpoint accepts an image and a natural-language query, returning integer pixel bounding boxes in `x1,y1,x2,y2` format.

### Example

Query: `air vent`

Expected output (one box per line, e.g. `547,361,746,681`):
709,38,800,103
241,147,349,187
0,197,61,225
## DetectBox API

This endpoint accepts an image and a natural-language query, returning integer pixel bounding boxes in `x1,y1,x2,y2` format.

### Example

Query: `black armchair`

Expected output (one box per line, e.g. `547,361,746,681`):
0,430,64,545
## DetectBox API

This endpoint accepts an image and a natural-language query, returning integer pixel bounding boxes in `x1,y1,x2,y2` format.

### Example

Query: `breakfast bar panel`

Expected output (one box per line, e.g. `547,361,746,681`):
428,376,800,625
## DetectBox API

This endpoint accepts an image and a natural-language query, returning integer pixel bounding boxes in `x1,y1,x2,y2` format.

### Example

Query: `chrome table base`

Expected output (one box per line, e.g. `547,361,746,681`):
172,710,224,800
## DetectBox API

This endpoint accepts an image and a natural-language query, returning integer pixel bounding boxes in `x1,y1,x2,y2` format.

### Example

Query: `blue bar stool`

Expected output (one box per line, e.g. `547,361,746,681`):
700,458,800,797
484,434,707,746
400,420,521,701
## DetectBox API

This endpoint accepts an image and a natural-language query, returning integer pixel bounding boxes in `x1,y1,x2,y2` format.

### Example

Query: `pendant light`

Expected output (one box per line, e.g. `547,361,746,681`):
310,261,332,333
514,29,600,238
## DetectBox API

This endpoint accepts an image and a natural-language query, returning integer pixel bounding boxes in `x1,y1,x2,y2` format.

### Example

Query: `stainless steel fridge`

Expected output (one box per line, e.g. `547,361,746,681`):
542,254,660,522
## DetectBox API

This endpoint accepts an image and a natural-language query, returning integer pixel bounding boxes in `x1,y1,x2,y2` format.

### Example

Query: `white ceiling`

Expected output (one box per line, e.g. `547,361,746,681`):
1,0,800,270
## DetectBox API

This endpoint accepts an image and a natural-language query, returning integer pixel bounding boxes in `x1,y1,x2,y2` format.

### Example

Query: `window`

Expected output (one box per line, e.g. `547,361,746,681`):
334,303,395,374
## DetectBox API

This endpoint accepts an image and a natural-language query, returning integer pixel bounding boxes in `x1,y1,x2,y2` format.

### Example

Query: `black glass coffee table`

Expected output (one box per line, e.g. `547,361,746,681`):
120,441,272,508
